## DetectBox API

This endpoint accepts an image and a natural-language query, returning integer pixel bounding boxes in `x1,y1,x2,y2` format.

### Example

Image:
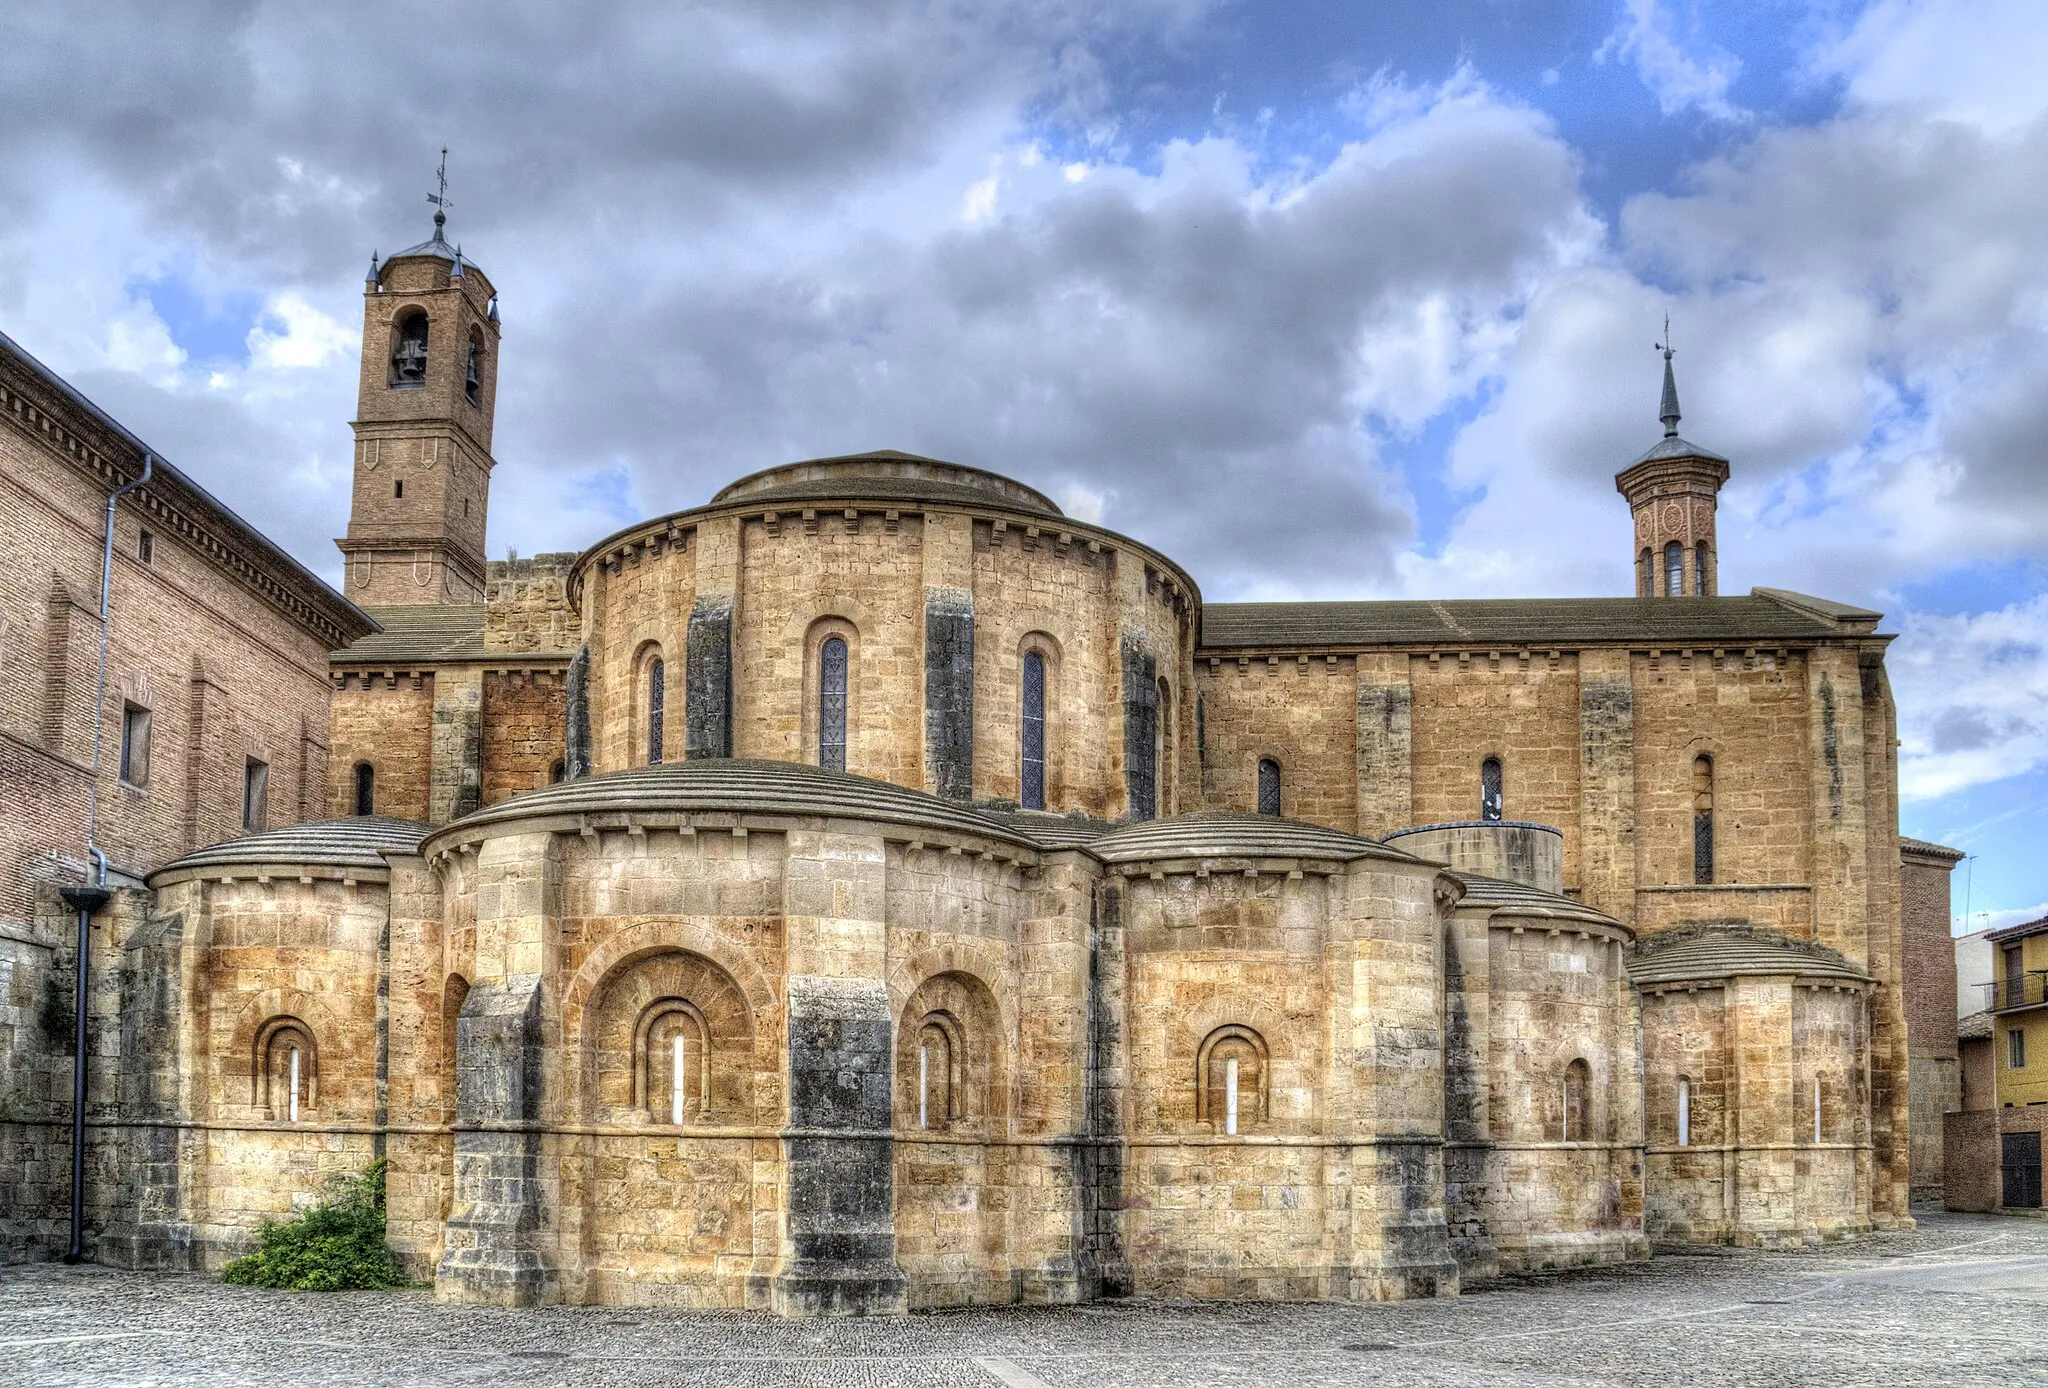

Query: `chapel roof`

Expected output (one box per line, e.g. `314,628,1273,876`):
424,758,1044,851
1446,871,1626,931
148,816,431,884
1626,924,1870,988
1086,811,1418,866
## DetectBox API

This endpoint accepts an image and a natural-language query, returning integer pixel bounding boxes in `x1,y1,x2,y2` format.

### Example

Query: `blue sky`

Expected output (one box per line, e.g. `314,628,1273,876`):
1,0,2043,927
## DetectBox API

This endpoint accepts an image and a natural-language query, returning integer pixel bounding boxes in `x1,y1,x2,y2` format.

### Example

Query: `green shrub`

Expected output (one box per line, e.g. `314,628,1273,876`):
220,1159,412,1291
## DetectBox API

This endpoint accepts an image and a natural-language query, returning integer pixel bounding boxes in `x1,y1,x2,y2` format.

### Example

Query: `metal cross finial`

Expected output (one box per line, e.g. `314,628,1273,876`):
1656,313,1673,360
427,148,453,232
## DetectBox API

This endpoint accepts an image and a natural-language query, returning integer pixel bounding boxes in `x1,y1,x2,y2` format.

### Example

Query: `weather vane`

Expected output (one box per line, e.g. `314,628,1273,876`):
1656,313,1673,359
427,148,453,230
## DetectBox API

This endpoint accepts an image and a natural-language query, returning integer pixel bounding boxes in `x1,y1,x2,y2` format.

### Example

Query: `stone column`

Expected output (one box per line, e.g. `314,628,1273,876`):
1354,653,1412,840
772,829,906,1316
430,666,484,822
436,832,558,1306
1727,975,1798,1246
1858,655,1912,1227
1577,649,1636,924
686,514,740,760
1341,862,1457,1298
921,511,975,801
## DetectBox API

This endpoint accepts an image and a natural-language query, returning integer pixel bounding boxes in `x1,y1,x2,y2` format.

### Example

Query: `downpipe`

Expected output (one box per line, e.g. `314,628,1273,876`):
55,450,152,1265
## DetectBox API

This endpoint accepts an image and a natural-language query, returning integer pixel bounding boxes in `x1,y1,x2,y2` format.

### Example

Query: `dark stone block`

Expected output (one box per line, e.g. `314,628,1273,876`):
564,644,592,779
437,977,554,1306
775,977,905,1316
685,597,734,760
923,588,974,801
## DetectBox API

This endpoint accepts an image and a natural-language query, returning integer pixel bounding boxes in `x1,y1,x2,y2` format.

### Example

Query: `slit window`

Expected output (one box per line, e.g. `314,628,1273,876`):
819,636,848,773
1813,1081,1823,1143
137,529,155,565
1257,758,1281,817
119,704,151,788
916,1017,956,1130
1481,757,1503,822
243,758,269,832
1692,754,1714,885
1676,1076,1691,1147
1021,651,1046,810
647,656,665,765
1665,541,1684,597
352,761,374,816
394,479,404,499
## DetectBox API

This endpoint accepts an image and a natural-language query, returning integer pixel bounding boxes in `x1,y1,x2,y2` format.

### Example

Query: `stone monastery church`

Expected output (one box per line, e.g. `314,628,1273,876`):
0,204,1933,1314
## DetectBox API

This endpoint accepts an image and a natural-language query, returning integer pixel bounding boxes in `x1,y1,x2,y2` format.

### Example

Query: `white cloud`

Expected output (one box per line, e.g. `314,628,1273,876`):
1891,594,2048,801
1594,0,1747,122
245,291,354,371
1810,0,2048,134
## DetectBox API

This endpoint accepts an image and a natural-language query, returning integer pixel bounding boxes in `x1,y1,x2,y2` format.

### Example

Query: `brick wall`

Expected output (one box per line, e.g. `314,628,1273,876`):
0,356,349,925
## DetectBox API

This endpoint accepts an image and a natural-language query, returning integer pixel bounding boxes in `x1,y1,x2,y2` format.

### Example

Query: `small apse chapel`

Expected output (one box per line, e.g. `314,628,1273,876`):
2,208,1913,1314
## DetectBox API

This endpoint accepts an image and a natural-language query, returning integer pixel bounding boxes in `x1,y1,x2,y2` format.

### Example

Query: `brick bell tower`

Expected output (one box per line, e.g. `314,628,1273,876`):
337,159,501,606
1616,330,1729,598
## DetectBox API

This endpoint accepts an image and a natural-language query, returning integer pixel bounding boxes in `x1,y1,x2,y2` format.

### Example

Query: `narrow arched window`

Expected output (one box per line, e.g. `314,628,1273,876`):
549,759,566,784
647,656,665,764
352,762,375,816
1639,548,1654,598
1694,541,1710,596
1197,1026,1268,1135
1021,651,1046,810
391,311,428,387
1257,758,1281,816
465,331,483,405
1813,1078,1823,1143
1664,541,1684,597
1481,757,1503,822
638,1001,708,1126
1676,1076,1692,1147
1692,754,1714,885
819,636,848,773
1562,1058,1591,1141
257,1019,316,1122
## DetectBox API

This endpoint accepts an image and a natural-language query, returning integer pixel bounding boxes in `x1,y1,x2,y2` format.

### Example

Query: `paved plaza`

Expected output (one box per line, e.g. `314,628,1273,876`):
2,1213,2045,1387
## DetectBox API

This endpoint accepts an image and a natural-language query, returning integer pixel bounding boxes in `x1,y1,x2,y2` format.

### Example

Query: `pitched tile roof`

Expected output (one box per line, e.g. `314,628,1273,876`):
332,604,489,664
1199,594,1854,649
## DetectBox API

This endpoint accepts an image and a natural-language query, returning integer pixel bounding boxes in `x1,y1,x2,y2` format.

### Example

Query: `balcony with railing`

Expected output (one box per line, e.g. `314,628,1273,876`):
1983,971,2048,1012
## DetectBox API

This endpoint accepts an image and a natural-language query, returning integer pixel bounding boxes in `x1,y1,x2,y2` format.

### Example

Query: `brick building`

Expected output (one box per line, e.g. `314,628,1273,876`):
0,216,1945,1311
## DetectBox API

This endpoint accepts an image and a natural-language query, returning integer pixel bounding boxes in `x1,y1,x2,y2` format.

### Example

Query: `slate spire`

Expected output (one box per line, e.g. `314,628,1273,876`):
1658,316,1681,438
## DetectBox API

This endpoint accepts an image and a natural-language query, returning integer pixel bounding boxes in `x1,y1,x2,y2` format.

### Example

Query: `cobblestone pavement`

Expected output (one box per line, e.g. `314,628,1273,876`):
3,1213,2046,1387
